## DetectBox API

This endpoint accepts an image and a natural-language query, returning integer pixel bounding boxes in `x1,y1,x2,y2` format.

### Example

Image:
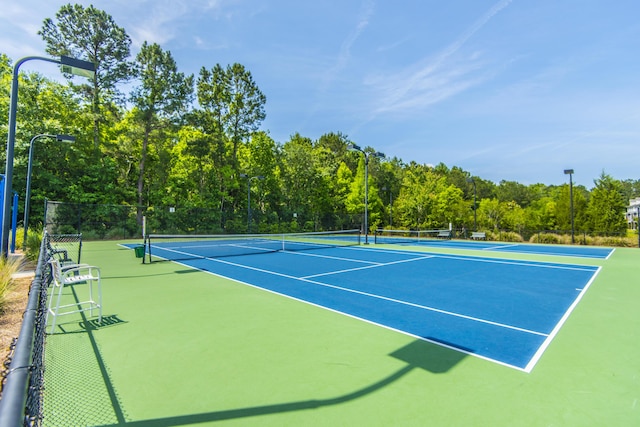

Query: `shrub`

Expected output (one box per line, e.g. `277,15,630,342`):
25,231,43,262
12,227,25,251
529,233,563,244
0,256,23,313
487,230,523,242
104,227,131,240
593,235,635,247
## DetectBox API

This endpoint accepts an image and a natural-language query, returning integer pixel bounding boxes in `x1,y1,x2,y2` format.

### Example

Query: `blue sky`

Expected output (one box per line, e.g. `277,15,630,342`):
1,0,639,186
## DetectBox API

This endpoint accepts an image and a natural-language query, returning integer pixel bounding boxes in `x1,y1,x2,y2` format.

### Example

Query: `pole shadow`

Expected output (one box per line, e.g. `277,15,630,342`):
89,339,465,427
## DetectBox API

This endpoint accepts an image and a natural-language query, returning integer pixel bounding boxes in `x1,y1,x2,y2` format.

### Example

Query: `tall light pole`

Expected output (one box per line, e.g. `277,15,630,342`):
23,134,75,250
2,55,95,256
348,143,385,244
564,169,575,244
466,177,477,232
240,174,264,233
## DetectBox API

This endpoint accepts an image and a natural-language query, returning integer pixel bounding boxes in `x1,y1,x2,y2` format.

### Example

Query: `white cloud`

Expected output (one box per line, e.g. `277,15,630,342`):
319,0,375,91
364,0,512,117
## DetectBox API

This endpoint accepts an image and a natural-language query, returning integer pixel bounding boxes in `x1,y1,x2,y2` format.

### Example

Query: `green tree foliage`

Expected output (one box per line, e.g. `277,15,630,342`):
196,63,266,170
39,3,134,150
555,184,588,232
395,164,464,229
130,42,193,219
280,134,328,230
497,180,533,208
586,172,628,235
477,198,503,230
620,179,640,200
524,196,556,232
238,131,281,230
0,3,633,239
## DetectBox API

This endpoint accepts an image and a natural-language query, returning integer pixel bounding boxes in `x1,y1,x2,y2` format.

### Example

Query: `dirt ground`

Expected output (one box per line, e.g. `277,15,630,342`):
0,276,33,372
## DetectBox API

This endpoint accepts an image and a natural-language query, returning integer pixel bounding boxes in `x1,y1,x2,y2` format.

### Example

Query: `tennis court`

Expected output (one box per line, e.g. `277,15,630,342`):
35,237,639,426
374,230,614,259
134,235,600,372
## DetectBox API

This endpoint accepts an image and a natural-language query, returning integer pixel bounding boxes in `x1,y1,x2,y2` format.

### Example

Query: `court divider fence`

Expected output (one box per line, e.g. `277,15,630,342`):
43,200,364,240
41,200,639,247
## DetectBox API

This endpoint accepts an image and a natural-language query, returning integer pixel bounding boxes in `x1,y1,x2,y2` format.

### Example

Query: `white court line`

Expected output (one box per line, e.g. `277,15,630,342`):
342,245,598,273
605,247,616,260
282,250,382,265
209,256,548,338
433,253,597,272
301,255,435,279
150,243,276,257
159,255,529,371
524,266,603,373
481,243,612,260
147,243,601,372
483,243,520,250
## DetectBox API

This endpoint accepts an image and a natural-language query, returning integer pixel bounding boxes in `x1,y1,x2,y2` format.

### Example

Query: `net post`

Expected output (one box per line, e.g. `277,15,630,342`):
78,233,83,264
143,235,150,264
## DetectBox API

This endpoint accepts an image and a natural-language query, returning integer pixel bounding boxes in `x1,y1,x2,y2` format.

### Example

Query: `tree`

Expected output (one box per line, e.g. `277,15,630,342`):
130,42,193,222
39,4,134,150
477,198,504,230
586,172,627,235
280,134,326,230
346,155,380,232
378,157,404,228
497,180,533,208
555,184,588,233
335,161,354,219
620,179,640,200
525,197,557,232
501,201,526,233
196,63,266,170
395,164,463,229
238,131,281,231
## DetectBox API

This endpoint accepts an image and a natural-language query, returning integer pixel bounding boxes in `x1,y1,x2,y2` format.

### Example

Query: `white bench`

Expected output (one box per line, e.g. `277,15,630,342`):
437,230,452,239
471,231,486,240
47,258,102,333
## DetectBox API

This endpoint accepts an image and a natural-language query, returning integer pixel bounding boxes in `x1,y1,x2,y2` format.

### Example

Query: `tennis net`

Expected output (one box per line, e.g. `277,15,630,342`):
373,228,452,245
144,229,361,263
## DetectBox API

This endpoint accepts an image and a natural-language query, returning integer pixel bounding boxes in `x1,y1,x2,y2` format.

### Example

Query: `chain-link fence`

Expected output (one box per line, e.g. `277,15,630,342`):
44,200,364,239
0,235,53,426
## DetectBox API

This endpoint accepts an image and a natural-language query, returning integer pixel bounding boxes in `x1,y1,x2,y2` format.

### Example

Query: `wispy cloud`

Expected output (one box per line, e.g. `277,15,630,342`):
120,0,228,47
319,0,375,92
124,1,196,47
366,0,512,117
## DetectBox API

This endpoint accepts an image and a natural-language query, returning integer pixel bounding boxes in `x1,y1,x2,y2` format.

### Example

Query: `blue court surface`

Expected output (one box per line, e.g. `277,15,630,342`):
138,241,601,372
374,237,614,259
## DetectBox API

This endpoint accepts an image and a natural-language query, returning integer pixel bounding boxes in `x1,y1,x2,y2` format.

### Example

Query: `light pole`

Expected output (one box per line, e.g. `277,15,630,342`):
2,55,95,256
466,177,477,232
23,134,75,250
240,174,264,233
348,143,385,244
564,169,575,244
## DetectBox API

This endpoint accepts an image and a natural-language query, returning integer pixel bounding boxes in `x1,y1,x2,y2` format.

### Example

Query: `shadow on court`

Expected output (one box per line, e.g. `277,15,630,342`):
80,340,466,427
